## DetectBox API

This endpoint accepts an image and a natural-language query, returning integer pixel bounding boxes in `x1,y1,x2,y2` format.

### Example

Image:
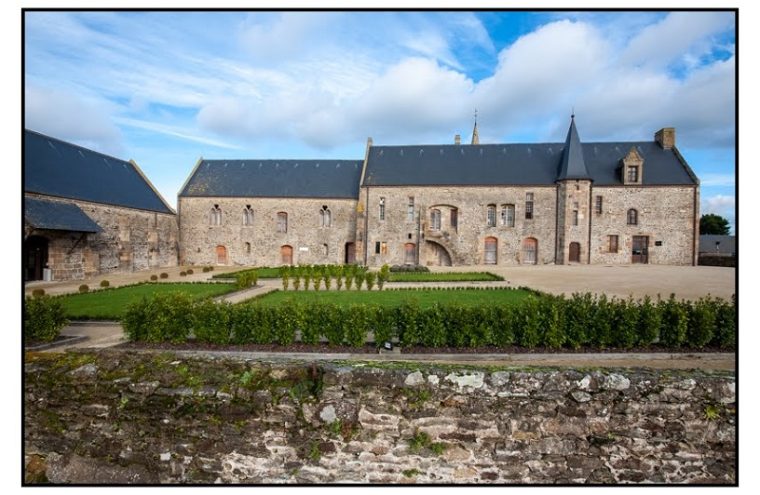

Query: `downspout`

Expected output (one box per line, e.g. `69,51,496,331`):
364,188,369,265
554,184,560,264
588,183,593,264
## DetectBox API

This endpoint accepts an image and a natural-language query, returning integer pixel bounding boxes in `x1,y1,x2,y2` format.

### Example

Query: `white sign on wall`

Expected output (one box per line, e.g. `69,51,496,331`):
298,247,309,252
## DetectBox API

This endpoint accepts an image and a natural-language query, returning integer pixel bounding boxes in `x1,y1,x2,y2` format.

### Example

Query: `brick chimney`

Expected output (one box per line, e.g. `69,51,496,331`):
454,134,461,145
655,127,675,149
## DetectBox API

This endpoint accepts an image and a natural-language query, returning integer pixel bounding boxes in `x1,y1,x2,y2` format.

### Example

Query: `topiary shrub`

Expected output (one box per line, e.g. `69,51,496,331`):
78,284,89,293
202,266,211,273
365,271,376,291
31,288,45,298
180,271,187,277
186,269,194,275
160,272,169,279
24,296,68,343
100,280,110,288
150,275,158,281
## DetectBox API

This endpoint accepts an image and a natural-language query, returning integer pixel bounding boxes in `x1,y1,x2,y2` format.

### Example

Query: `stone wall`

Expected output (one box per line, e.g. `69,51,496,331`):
589,186,697,266
178,197,357,266
25,351,735,484
26,194,178,281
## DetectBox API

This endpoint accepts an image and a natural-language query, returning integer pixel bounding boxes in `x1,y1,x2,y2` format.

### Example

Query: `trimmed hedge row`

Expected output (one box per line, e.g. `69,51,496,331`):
123,292,736,350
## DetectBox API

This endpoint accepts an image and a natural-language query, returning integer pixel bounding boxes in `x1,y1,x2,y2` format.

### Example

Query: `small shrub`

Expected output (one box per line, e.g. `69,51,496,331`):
202,266,211,273
637,295,661,347
186,269,194,275
24,296,68,343
365,271,376,291
99,280,110,288
150,275,158,281
193,300,232,344
611,298,638,349
714,295,736,348
343,304,373,347
208,266,214,272
688,297,717,348
280,266,290,290
323,270,332,291
354,271,365,291
180,271,187,277
660,294,688,347
236,270,259,290
516,296,541,348
122,291,194,343
78,284,89,293
160,272,169,279
377,264,390,290
31,288,45,298
541,296,566,349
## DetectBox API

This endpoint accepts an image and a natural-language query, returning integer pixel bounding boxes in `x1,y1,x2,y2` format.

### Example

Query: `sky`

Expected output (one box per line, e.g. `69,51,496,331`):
23,10,736,232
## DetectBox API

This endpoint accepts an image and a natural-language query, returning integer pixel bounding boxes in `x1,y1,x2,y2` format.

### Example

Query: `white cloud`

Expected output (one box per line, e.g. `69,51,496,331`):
114,117,242,150
702,195,735,233
699,173,735,187
24,86,123,155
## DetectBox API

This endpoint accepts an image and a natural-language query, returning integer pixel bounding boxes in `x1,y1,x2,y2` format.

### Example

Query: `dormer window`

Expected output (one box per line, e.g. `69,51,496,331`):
627,166,639,183
622,147,644,185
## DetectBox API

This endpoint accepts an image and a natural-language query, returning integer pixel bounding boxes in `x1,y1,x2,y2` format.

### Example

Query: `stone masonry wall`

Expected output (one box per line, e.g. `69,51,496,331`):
589,186,697,265
178,197,357,267
363,186,558,267
26,194,178,281
25,351,735,484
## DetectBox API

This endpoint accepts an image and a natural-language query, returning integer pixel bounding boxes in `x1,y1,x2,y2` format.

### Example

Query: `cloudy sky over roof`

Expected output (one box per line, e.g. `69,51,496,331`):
23,10,736,230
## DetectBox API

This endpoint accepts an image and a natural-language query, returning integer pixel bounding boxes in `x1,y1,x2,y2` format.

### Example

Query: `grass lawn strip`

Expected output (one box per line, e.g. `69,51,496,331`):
58,283,237,320
248,288,532,308
388,272,503,282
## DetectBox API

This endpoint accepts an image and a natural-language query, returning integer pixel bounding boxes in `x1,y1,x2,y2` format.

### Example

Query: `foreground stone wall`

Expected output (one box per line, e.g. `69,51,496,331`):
24,351,735,484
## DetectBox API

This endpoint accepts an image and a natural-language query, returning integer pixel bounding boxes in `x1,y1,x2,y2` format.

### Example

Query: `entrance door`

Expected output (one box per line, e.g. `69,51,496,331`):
344,242,356,264
216,245,228,265
281,245,293,265
484,237,497,265
632,236,649,264
25,236,48,281
522,238,537,265
404,243,416,265
568,242,581,263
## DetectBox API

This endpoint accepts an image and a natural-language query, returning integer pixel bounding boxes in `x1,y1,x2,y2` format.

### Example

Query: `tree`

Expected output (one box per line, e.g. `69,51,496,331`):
700,214,730,235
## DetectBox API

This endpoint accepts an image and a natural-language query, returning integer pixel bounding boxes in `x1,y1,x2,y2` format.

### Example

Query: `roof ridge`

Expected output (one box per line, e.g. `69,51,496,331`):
25,128,132,165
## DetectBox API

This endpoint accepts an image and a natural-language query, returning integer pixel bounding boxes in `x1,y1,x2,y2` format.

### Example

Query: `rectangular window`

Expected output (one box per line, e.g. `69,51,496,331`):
450,208,458,229
379,197,385,221
595,196,603,214
381,242,388,255
573,210,579,226
525,193,534,220
375,241,381,254
487,205,496,227
407,197,414,222
609,235,619,253
627,166,639,182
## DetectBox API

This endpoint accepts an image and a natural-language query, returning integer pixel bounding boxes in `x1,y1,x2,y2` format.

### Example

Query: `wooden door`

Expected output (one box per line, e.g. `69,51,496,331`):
568,242,581,263
281,245,293,265
345,242,355,264
404,243,416,265
484,237,497,265
216,245,227,265
522,238,537,265
632,236,648,264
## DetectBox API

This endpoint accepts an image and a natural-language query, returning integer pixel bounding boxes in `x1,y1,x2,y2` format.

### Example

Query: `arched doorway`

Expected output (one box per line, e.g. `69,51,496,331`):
568,242,581,263
484,237,498,265
216,245,228,265
344,242,356,264
281,245,293,265
522,238,538,265
425,241,450,266
25,235,48,281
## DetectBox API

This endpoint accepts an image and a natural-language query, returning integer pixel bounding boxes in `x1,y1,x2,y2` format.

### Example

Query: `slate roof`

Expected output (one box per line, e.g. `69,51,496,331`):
179,159,363,199
25,197,101,233
362,141,697,187
699,235,735,255
557,117,591,181
24,129,174,214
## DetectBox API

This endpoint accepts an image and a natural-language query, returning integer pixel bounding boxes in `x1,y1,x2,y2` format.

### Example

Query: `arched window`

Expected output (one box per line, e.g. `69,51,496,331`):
627,209,638,225
320,205,331,227
484,237,498,264
277,212,288,233
487,204,496,227
245,242,251,254
243,205,254,226
379,197,386,221
501,204,515,227
430,209,441,230
210,205,222,226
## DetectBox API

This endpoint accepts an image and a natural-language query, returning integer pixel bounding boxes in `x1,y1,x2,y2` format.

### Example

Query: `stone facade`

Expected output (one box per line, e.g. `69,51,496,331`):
25,193,178,281
178,197,358,266
25,351,736,484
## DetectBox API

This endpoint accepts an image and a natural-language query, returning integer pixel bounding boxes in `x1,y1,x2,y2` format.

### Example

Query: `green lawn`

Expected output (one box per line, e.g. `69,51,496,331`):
388,271,503,282
212,267,281,279
248,288,533,308
58,283,238,320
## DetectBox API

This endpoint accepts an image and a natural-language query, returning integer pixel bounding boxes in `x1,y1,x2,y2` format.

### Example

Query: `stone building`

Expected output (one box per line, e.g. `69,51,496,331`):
178,117,699,267
24,129,178,281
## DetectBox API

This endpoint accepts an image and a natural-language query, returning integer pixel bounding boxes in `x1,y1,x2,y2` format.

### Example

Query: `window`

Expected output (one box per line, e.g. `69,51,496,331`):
627,209,638,225
210,205,222,226
595,196,603,215
609,235,619,253
277,212,288,233
375,241,381,254
245,242,251,254
525,193,534,220
243,205,254,226
381,242,388,255
431,209,441,230
487,204,496,227
573,210,579,226
450,208,458,230
379,197,385,221
320,205,331,227
627,166,639,183
501,204,515,227
323,243,329,256
407,197,415,222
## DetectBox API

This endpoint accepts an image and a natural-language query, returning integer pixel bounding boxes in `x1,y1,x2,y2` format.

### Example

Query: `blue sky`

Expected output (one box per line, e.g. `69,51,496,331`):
23,10,736,231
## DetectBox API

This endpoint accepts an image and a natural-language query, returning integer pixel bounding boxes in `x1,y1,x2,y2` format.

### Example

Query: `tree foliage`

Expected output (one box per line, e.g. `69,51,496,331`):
700,214,730,235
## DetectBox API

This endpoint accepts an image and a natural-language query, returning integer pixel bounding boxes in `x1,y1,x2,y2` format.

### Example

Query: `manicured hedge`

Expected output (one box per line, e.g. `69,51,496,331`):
24,296,69,343
122,291,736,350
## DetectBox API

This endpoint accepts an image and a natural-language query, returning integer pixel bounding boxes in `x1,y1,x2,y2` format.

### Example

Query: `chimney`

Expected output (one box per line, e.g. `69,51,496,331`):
655,127,675,149
454,134,461,145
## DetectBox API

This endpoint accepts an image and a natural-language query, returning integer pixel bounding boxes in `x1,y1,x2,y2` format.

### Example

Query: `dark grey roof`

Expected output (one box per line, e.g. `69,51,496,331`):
179,159,363,199
363,141,697,187
24,129,174,214
25,197,101,233
557,117,591,180
699,235,735,255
